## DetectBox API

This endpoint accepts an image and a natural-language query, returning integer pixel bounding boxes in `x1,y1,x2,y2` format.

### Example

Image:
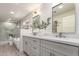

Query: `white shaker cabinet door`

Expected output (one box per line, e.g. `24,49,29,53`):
23,36,32,55
40,39,79,56
40,47,55,56
41,40,78,56
40,47,49,56
53,52,66,56
23,36,29,53
51,50,66,56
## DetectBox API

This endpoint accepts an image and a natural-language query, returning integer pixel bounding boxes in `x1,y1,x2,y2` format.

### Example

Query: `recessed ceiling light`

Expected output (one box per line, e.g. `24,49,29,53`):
58,5,63,9
10,11,14,14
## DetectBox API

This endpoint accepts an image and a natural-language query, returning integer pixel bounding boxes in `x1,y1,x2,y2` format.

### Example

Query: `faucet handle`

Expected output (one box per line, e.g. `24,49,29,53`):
56,35,58,37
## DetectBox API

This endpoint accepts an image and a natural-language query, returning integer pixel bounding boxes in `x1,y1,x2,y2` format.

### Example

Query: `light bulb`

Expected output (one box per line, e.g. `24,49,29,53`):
10,11,14,14
58,5,63,9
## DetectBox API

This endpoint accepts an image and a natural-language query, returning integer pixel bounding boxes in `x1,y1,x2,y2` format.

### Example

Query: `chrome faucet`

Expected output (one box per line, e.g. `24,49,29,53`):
59,33,62,37
56,33,65,38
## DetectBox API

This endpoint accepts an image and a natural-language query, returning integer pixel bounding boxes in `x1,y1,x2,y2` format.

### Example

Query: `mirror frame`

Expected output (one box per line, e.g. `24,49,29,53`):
52,3,76,34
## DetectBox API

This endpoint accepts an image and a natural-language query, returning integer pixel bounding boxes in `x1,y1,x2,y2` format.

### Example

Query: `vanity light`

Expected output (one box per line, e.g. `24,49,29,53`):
32,9,40,17
23,22,26,25
58,5,63,9
10,11,14,14
34,11,37,14
32,11,37,17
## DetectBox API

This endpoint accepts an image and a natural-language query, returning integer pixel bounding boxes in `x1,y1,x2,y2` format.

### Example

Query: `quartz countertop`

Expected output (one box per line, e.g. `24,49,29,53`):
22,33,79,47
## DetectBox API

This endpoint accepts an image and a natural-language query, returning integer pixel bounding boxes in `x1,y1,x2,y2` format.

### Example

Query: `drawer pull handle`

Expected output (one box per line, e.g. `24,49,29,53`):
25,42,27,45
33,47,36,49
33,40,37,42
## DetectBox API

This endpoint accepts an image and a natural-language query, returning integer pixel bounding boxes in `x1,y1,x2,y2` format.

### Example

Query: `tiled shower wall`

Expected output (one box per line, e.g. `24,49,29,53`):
61,4,79,38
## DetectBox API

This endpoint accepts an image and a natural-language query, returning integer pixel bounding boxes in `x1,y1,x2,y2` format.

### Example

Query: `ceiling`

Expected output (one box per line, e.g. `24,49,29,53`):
0,3,42,22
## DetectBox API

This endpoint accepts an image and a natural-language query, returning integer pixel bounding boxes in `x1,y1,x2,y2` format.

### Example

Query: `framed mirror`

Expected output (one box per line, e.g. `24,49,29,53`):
52,3,76,33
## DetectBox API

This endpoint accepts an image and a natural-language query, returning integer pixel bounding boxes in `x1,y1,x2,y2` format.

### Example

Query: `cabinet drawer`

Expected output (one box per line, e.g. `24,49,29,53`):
23,36,34,42
40,47,51,56
30,51,39,56
28,45,40,56
23,36,29,41
40,46,65,56
31,38,40,46
41,39,78,56
53,51,66,56
24,36,40,46
32,46,40,53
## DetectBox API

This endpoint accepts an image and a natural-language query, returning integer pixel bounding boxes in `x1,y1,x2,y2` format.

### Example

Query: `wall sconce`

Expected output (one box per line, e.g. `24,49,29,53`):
33,11,37,14
32,9,40,17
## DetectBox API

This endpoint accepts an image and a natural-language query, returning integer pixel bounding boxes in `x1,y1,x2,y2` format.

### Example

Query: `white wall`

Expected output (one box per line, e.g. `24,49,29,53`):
0,22,9,41
39,3,52,34
75,4,79,34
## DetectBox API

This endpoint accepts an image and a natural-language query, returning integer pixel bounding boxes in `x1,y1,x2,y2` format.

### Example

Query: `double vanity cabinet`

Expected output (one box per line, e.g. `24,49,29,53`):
23,36,79,56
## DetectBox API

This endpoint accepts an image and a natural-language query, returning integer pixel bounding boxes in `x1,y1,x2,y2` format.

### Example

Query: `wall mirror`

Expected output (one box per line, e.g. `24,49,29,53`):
52,3,76,33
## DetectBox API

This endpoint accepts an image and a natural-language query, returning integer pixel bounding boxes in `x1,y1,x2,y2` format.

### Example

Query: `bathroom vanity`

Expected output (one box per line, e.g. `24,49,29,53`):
22,3,78,56
23,34,79,56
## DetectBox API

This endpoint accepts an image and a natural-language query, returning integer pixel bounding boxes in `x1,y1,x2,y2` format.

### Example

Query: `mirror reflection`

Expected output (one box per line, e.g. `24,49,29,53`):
52,3,75,33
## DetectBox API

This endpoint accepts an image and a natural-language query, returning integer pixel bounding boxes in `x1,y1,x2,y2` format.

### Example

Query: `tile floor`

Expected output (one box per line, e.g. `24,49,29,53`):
0,44,26,56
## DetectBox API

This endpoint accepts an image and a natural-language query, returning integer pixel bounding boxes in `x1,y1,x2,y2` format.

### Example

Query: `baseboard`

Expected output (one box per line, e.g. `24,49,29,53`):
0,41,9,45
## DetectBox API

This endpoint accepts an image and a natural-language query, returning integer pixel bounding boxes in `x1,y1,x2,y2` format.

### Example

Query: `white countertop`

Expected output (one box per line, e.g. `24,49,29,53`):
22,33,79,47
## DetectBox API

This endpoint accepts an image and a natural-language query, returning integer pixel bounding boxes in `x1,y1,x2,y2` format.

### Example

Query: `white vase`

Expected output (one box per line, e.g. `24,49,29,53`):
32,29,40,35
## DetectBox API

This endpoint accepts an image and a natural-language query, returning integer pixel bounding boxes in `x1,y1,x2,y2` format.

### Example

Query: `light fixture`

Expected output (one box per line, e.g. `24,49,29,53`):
32,8,40,17
10,11,14,14
23,22,26,25
33,11,37,14
58,5,63,9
